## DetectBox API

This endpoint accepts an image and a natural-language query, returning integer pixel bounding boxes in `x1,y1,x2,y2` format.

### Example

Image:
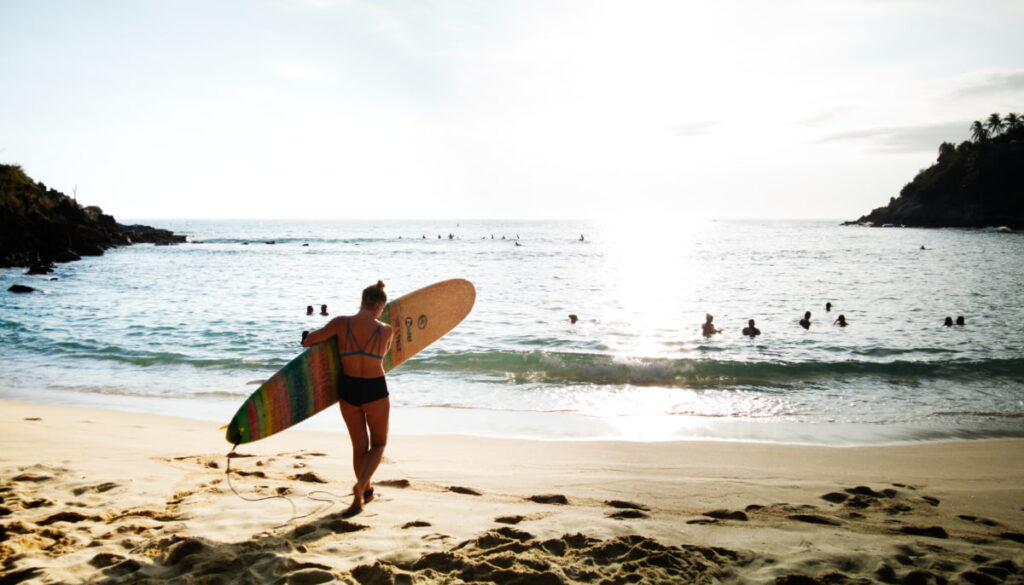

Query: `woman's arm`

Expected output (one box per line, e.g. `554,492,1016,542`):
303,316,345,347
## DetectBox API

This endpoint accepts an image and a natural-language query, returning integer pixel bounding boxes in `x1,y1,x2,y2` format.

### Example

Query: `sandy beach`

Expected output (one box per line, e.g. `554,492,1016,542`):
1,398,1022,585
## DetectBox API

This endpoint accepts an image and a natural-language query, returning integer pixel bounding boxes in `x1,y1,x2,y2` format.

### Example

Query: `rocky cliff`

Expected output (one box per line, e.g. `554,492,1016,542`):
0,164,186,269
850,113,1023,229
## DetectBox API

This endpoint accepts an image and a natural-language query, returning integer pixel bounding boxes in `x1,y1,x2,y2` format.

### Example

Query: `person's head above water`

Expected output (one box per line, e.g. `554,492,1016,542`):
705,313,714,323
306,305,314,315
361,280,387,312
804,311,811,319
955,315,965,326
748,319,756,326
944,316,953,327
320,304,328,315
569,314,579,324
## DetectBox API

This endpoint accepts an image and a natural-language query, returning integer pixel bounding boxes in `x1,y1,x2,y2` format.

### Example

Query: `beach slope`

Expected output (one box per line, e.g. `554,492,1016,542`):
1,400,1022,584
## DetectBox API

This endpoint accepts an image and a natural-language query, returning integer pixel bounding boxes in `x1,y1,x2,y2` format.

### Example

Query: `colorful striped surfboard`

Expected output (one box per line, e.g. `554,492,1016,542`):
225,278,475,445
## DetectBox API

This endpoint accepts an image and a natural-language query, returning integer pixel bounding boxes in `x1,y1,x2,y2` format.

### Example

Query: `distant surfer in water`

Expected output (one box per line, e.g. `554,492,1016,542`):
701,314,722,337
742,319,760,337
303,281,394,516
799,311,811,329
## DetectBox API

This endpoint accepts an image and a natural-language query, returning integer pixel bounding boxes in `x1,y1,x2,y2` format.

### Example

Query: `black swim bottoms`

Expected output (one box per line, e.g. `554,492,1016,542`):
338,374,389,407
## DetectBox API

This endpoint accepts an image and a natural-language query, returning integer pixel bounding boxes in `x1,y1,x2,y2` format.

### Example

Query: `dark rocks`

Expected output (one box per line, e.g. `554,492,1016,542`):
1,164,187,269
8,284,35,293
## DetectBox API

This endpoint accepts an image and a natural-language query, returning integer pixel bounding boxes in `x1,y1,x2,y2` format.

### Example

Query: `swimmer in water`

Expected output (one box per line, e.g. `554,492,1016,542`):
799,311,811,329
569,314,579,324
320,304,329,316
701,313,722,337
943,316,953,327
825,302,832,312
306,305,314,316
833,314,848,327
742,319,761,337
955,316,965,326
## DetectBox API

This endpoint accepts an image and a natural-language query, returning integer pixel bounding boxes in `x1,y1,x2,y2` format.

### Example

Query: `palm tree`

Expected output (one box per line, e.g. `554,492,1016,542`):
1005,112,1022,132
985,112,1004,136
971,120,989,142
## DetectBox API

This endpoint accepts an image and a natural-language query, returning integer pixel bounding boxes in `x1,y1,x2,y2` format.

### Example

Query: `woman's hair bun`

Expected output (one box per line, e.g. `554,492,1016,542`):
376,280,385,289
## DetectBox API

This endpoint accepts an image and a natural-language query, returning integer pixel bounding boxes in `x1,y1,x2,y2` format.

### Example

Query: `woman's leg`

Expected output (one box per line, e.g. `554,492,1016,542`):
339,401,369,481
346,397,389,514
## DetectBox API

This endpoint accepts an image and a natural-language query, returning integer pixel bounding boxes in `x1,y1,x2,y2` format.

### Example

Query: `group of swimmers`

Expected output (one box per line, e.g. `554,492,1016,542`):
568,302,966,338
700,303,964,337
306,304,329,316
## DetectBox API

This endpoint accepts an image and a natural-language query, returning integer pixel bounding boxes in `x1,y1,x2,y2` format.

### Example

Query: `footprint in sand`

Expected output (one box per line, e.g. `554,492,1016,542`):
608,510,649,520
377,479,411,488
495,515,525,525
447,486,482,496
72,482,120,496
528,494,568,505
958,515,999,527
605,500,650,511
788,514,842,526
402,520,432,529
703,509,748,521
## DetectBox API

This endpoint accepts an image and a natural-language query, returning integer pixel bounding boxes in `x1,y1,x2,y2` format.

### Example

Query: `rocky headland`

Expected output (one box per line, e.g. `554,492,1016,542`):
848,111,1023,229
0,164,186,270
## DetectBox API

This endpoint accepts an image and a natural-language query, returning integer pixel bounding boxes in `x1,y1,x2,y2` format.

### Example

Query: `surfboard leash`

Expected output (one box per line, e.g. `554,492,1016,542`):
224,444,347,529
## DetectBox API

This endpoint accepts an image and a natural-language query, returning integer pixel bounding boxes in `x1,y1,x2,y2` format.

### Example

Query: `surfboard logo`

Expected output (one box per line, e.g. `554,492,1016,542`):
418,314,428,330
405,317,414,342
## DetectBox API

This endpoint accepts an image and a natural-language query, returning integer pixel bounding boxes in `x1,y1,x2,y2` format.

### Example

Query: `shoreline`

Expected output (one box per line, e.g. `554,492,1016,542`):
2,399,1023,583
4,386,1023,447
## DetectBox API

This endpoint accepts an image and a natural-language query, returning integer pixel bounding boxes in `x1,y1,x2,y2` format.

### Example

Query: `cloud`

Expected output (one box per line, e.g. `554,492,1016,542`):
814,122,970,153
278,66,329,81
792,108,852,127
669,121,719,138
952,71,1024,97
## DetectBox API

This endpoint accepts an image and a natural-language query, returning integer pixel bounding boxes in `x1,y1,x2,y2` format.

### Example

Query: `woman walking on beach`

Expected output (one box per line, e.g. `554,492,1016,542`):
302,281,394,516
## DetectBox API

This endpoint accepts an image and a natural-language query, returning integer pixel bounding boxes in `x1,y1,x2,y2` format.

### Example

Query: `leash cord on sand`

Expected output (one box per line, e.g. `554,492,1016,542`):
225,445,350,529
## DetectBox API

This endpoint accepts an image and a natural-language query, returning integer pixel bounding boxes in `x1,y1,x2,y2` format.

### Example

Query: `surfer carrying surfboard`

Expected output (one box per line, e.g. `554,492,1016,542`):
303,280,395,516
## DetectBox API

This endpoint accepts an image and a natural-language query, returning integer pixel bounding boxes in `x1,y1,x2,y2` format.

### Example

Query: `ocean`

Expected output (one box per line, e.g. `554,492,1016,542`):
2,219,1022,445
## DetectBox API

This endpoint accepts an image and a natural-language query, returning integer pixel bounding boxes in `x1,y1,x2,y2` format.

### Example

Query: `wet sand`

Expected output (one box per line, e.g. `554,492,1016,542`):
1,399,1022,584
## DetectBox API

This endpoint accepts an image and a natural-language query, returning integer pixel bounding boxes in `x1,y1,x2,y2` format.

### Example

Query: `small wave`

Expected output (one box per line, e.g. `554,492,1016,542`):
42,340,283,371
403,350,1024,387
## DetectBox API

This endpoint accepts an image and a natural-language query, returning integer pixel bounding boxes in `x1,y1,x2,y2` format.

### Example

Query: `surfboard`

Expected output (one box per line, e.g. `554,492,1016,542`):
225,278,476,445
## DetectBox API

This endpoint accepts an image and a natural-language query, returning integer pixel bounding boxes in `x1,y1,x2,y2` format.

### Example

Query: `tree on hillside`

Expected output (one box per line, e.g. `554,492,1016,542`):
971,120,989,142
1006,112,1022,132
985,112,1005,136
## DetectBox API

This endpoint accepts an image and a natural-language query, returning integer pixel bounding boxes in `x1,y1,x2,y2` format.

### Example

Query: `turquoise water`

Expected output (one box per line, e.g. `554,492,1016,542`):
2,219,1022,444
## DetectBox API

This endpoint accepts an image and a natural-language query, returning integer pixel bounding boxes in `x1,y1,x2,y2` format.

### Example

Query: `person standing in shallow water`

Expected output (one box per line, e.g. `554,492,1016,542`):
701,314,722,337
742,319,761,337
799,311,811,329
302,281,394,516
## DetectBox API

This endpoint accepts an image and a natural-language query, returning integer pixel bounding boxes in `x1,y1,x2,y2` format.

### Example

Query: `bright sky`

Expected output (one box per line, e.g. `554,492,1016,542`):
1,0,1022,220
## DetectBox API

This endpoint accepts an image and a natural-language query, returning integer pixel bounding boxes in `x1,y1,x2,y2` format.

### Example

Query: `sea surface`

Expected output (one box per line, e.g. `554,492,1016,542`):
2,219,1022,445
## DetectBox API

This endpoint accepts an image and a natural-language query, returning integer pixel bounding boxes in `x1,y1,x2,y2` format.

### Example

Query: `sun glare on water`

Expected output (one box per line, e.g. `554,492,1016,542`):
593,216,714,360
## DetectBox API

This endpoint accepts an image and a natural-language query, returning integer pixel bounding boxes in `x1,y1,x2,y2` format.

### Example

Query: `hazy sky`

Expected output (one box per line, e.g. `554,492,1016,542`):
2,0,1022,220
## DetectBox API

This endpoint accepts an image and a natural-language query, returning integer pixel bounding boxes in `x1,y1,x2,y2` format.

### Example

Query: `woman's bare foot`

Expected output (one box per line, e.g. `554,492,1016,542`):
343,483,365,517
364,486,375,503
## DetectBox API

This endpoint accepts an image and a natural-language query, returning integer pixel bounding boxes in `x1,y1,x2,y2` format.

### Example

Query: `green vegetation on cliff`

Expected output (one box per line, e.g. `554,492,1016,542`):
1,164,184,268
854,112,1024,229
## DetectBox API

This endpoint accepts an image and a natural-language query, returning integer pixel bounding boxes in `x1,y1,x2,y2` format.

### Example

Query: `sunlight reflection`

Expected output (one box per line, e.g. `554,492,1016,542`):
594,216,712,358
